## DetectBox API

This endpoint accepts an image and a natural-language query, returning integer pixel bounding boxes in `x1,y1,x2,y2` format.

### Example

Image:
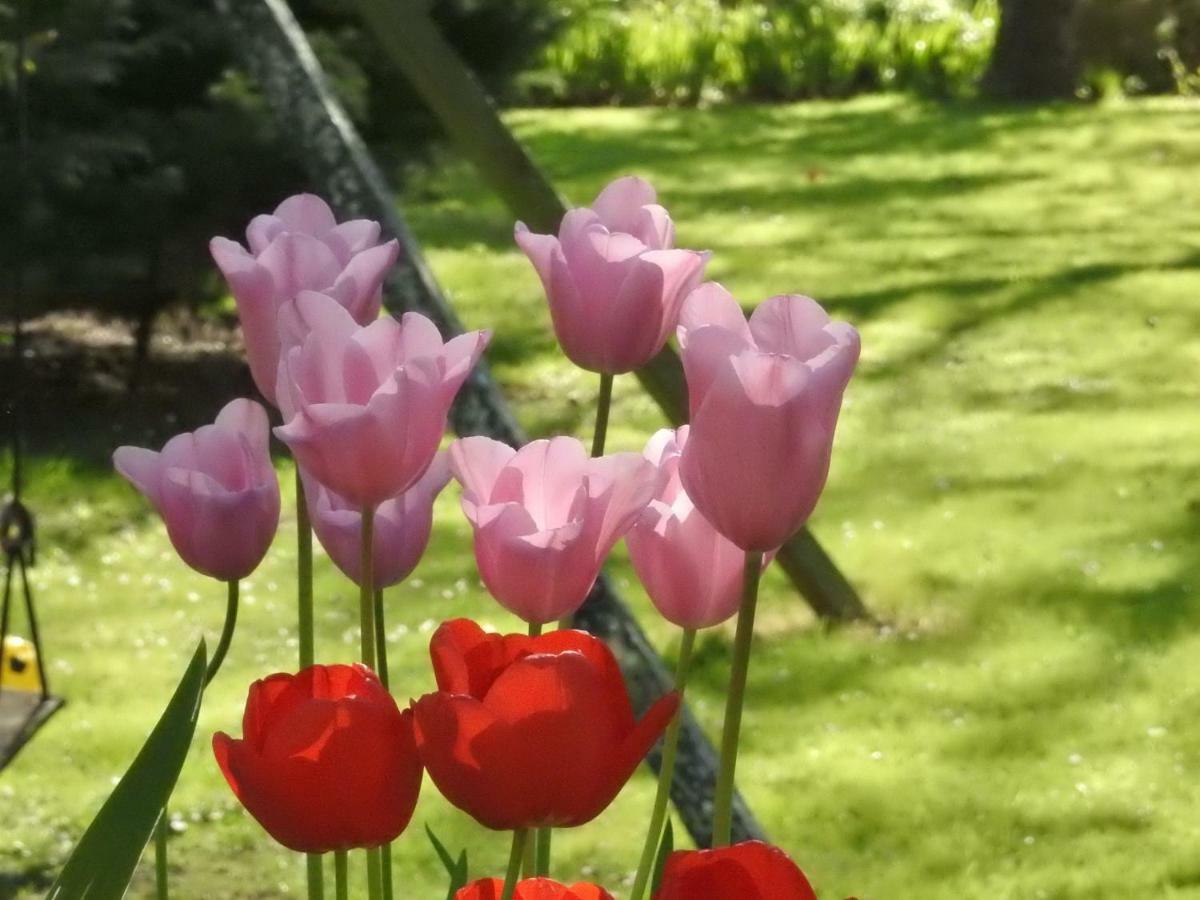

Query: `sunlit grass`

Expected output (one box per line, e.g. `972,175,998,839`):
4,95,1200,898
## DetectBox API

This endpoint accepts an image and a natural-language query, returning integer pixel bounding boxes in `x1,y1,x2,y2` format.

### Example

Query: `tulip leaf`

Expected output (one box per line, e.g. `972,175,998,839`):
47,640,207,899
651,819,675,895
426,824,469,900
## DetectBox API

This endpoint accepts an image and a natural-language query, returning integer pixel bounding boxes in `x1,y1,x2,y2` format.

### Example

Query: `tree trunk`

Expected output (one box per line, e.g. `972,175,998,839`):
983,0,1081,100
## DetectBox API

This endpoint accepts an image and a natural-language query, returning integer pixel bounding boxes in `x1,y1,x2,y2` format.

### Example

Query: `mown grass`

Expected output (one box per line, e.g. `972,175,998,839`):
3,95,1200,898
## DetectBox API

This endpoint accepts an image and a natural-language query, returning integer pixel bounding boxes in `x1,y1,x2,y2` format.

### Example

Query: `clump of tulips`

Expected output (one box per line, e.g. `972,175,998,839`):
108,182,859,899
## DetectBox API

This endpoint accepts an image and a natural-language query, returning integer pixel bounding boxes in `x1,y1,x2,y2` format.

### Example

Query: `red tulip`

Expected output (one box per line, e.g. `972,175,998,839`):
456,878,613,900
412,619,679,830
654,841,817,900
212,664,422,853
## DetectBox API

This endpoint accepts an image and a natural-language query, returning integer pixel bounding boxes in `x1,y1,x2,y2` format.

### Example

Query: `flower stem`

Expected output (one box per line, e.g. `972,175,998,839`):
535,827,551,878
154,810,169,899
630,628,697,900
358,505,382,900
524,618,550,873
711,551,763,848
307,854,325,900
367,848,383,900
501,830,528,900
296,467,315,669
334,850,348,900
359,505,377,672
373,589,389,690
296,470,324,900
204,580,238,687
591,372,614,458
373,588,393,900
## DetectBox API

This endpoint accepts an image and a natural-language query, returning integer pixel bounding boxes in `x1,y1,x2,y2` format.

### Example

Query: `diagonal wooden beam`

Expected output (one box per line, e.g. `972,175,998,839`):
216,0,767,849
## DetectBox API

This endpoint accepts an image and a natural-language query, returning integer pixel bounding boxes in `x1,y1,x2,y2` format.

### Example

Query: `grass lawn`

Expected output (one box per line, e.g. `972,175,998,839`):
3,95,1200,899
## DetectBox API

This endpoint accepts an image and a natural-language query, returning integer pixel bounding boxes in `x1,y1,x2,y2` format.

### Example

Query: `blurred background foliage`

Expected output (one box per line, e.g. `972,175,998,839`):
1,0,1199,354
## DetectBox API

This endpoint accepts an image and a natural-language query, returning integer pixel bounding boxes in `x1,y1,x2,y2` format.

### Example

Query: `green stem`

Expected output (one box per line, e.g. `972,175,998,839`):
359,505,377,672
204,580,238,687
154,810,169,899
501,830,528,900
524,619,550,874
367,847,383,900
630,628,697,900
296,467,315,669
334,850,348,900
711,551,763,848
374,589,389,691
307,854,325,900
591,372,614,458
296,470,324,900
375,589,393,900
535,827,551,878
358,506,382,900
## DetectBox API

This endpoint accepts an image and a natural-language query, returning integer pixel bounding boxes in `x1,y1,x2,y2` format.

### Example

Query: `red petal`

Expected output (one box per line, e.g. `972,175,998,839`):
431,618,534,697
482,652,621,824
413,692,539,830
579,690,680,827
655,842,817,900
566,884,616,900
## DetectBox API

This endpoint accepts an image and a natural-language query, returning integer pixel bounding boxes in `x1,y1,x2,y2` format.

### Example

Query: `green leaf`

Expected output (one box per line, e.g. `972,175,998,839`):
651,819,675,896
47,641,207,899
426,824,469,900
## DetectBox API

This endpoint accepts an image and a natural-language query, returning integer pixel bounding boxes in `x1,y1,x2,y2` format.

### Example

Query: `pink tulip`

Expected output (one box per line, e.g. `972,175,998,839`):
274,291,489,509
627,427,763,629
515,176,709,374
449,436,660,625
210,194,400,405
302,452,451,588
677,284,860,552
113,399,280,581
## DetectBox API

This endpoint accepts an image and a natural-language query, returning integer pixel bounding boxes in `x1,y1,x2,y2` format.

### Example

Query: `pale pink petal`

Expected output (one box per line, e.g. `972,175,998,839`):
331,240,399,325
494,438,590,531
591,176,658,235
748,294,837,360
632,203,675,250
449,437,518,506
112,446,163,505
256,232,342,301
677,282,753,349
273,193,337,237
246,215,286,256
214,399,271,460
583,452,660,558
514,223,561,288
326,219,383,260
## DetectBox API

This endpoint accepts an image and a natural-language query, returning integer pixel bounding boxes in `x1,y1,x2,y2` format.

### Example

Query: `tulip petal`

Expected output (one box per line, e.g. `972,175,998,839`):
327,219,383,259
591,175,657,235
246,214,286,256
112,446,163,505
677,282,753,348
633,203,674,250
332,240,399,324
273,193,337,236
413,691,540,830
450,437,518,507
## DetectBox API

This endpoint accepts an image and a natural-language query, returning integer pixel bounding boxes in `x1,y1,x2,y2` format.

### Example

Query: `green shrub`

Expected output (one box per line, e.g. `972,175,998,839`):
529,0,999,104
